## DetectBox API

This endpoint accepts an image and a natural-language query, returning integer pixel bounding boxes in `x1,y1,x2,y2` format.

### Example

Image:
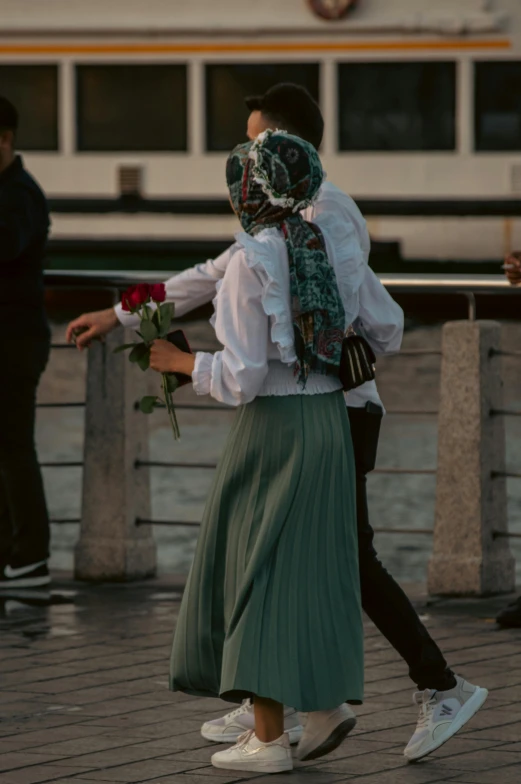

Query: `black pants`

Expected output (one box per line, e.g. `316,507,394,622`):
348,405,455,692
0,336,51,568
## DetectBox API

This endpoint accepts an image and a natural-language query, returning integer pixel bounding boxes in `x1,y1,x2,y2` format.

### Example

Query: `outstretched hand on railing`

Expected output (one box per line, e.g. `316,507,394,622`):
66,308,119,350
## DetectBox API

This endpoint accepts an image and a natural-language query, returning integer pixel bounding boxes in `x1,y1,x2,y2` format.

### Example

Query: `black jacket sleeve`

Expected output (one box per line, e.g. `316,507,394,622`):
0,183,34,264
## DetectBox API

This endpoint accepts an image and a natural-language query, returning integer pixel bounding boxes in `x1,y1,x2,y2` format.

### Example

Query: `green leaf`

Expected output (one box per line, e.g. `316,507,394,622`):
113,342,138,354
139,396,160,414
129,343,148,364
136,347,150,371
165,373,180,394
157,303,174,337
151,309,161,331
140,320,158,343
159,302,174,324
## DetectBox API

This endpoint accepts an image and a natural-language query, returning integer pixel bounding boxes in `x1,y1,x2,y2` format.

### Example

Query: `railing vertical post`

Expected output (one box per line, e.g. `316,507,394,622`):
74,327,156,581
428,320,515,596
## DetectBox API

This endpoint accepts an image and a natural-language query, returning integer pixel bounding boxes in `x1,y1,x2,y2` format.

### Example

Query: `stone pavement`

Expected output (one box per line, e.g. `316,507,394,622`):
1,577,521,784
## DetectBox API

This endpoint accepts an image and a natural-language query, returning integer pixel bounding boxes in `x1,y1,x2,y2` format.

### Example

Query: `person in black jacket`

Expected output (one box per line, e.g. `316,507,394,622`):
0,96,51,588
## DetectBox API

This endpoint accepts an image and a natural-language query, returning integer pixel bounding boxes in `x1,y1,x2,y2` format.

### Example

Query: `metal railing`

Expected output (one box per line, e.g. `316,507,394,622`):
42,270,521,547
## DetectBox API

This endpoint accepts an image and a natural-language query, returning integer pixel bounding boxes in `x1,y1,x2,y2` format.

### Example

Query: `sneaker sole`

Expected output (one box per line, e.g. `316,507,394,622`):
299,716,357,762
405,687,489,762
211,756,293,773
202,725,303,745
0,576,51,589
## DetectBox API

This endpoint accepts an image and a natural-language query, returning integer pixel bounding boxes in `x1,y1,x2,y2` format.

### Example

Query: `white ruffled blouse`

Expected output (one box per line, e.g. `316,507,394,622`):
192,212,366,407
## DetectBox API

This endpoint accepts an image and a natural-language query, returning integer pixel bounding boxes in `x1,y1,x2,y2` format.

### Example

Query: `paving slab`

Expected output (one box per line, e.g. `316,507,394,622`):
1,576,521,783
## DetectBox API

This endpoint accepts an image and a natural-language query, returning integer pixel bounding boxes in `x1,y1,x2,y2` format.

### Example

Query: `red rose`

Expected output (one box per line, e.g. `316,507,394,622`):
150,283,166,303
121,283,151,312
134,283,151,304
121,288,135,312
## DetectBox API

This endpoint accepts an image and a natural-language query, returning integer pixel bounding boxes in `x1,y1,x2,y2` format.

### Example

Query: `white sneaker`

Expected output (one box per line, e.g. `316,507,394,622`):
201,699,303,744
296,703,357,761
404,676,488,761
211,730,293,773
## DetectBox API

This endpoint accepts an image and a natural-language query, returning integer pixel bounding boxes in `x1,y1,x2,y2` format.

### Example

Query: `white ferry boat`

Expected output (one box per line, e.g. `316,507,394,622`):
2,0,521,269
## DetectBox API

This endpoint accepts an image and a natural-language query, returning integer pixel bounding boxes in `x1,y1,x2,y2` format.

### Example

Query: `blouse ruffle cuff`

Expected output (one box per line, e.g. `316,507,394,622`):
192,352,213,396
114,302,140,329
234,230,297,366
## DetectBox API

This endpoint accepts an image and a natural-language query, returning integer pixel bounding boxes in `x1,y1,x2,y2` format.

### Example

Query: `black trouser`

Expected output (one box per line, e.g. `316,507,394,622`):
348,405,456,692
0,336,51,568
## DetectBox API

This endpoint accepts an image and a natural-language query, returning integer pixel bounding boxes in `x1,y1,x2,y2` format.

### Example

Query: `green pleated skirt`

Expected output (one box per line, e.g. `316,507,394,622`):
170,390,364,711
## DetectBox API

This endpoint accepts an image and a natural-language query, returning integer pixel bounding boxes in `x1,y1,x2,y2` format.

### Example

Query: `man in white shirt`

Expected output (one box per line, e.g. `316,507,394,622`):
66,83,486,761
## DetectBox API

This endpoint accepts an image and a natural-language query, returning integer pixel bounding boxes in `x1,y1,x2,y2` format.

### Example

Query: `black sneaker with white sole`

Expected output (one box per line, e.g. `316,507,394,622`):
0,561,50,588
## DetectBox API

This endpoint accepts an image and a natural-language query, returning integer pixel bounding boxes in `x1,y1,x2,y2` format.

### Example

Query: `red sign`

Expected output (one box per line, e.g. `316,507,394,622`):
308,0,358,20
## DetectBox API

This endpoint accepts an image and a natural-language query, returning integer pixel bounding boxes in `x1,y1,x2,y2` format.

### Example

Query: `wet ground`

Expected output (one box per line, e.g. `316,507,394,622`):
39,320,521,583
1,578,521,783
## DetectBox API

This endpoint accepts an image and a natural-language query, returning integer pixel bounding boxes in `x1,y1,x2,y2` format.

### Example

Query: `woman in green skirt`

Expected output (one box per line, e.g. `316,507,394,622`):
149,130,366,774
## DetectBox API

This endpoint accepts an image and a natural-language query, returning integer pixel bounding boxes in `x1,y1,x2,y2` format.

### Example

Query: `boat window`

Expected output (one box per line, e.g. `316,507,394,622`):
338,61,456,152
205,63,320,152
76,65,187,152
0,65,58,151
475,61,521,151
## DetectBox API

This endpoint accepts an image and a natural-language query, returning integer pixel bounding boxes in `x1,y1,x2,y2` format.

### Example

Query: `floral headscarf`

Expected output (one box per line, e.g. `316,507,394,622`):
226,129,345,385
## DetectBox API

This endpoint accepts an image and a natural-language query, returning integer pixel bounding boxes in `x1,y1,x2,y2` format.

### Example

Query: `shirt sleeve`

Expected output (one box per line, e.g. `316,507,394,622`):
113,243,238,328
0,184,33,263
192,248,270,406
354,266,404,355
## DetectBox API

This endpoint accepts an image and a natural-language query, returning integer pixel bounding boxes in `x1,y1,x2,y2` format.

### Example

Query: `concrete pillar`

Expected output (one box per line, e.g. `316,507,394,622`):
428,320,515,596
75,328,156,581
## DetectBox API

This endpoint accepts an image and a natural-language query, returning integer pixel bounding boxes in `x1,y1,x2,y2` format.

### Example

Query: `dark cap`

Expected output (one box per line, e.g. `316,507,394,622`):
0,96,18,130
245,82,324,150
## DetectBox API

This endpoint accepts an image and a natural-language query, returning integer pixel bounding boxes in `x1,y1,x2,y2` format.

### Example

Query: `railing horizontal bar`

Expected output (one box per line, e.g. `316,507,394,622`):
44,270,519,295
50,344,76,350
493,531,521,539
174,404,232,412
166,349,440,359
493,471,521,479
144,404,437,415
40,462,83,468
372,468,436,475
491,410,521,416
136,518,201,527
47,522,521,542
386,350,441,356
136,460,217,470
372,527,434,535
136,462,436,475
36,402,86,408
490,349,521,358
386,410,438,416
136,518,436,534
50,518,81,524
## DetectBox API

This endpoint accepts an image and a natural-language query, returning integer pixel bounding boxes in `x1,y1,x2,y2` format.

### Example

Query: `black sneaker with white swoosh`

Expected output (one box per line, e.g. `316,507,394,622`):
0,561,50,588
